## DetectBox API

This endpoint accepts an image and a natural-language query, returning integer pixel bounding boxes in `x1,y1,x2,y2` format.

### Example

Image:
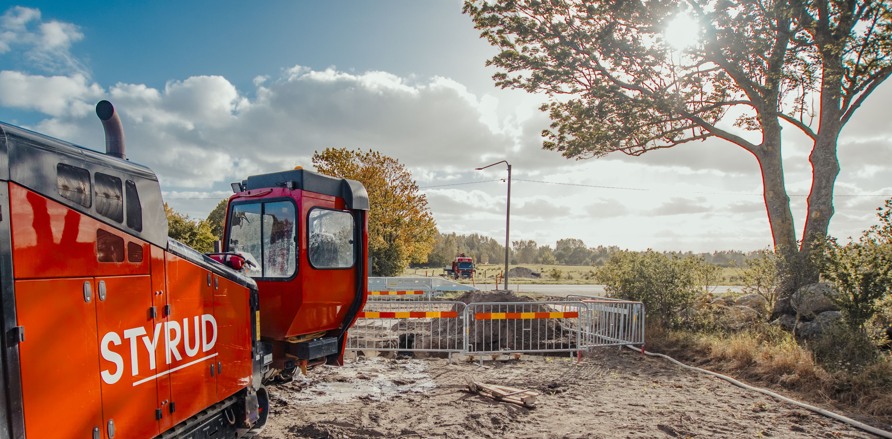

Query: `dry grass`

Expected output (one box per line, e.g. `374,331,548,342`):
646,324,892,424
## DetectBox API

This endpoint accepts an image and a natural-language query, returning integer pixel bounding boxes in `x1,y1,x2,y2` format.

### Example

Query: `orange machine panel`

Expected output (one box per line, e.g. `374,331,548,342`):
150,246,176,432
15,277,104,438
9,184,151,279
95,275,160,439
213,274,253,398
164,254,218,426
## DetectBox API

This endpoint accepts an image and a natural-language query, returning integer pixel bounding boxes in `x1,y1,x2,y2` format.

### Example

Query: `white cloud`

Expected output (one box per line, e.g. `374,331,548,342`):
0,6,85,75
2,13,890,253
0,71,102,116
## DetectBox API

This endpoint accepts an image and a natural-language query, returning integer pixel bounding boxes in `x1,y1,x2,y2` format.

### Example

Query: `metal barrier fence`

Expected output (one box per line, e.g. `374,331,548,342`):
367,289,432,301
464,301,585,355
578,299,645,347
346,299,645,356
368,277,478,298
347,301,467,353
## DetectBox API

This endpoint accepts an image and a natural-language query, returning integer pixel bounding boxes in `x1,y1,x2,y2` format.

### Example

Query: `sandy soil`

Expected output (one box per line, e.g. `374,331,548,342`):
258,349,880,438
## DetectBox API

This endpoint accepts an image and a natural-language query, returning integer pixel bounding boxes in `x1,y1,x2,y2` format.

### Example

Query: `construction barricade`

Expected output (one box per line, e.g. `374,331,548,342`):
464,301,585,355
346,301,467,353
346,298,645,357
577,299,645,347
366,289,430,301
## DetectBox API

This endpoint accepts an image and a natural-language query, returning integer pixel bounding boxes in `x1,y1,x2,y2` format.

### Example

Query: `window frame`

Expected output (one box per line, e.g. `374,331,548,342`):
226,197,299,281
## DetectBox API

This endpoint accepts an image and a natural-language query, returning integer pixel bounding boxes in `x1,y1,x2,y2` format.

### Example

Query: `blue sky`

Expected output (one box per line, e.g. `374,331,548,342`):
1,2,891,253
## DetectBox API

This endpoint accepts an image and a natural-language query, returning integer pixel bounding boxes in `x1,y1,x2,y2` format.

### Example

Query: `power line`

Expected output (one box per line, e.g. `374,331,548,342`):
421,177,892,198
419,179,503,189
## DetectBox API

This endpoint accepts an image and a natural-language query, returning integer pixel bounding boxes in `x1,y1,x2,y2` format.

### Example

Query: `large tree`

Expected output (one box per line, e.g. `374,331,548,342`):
312,148,438,276
464,0,892,312
165,203,217,253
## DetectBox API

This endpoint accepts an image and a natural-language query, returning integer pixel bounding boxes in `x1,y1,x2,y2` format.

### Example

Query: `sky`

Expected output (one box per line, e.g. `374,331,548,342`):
1,1,891,253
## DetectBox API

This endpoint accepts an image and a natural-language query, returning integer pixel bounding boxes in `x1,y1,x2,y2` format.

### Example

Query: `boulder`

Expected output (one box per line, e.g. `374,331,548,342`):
791,283,840,319
718,305,760,330
711,295,735,307
735,294,768,313
796,311,842,340
770,314,797,331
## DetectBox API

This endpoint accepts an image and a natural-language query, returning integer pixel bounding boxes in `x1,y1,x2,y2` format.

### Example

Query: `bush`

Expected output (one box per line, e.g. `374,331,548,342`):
596,250,707,328
809,323,879,373
740,249,787,315
818,199,892,331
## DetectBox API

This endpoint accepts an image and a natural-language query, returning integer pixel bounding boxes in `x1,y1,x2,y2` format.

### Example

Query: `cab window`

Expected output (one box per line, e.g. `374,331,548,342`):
308,209,355,269
227,200,297,278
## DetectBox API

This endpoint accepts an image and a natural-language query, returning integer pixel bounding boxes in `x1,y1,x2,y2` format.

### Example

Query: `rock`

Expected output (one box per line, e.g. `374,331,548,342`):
735,294,768,313
770,314,797,331
791,283,840,319
711,295,735,306
796,311,842,340
718,305,760,330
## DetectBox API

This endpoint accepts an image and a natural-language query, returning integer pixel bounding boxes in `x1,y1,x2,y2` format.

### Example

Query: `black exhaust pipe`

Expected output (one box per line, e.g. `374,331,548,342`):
96,100,125,160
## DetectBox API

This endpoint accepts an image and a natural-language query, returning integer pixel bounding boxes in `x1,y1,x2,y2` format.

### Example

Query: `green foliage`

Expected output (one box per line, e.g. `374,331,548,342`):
810,323,879,373
820,238,892,331
741,249,788,314
425,233,504,267
313,148,438,276
596,250,707,327
818,198,892,331
205,198,228,241
373,240,408,278
536,246,557,265
165,203,217,253
554,238,592,265
549,268,563,281
512,240,539,264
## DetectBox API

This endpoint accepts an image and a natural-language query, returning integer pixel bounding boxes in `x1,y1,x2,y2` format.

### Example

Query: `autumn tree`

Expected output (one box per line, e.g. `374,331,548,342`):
206,198,228,241
312,148,437,276
464,1,892,314
165,203,216,253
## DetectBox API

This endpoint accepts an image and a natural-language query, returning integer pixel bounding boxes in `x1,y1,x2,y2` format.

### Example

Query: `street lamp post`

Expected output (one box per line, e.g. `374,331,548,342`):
476,160,512,291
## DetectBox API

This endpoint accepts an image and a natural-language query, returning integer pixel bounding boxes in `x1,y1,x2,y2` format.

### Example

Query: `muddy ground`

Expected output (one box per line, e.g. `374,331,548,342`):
258,349,883,438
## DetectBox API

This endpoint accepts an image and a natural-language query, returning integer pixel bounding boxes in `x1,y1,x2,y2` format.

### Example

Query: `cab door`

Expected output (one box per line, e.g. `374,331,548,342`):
164,255,217,426
95,275,159,439
300,193,358,334
15,278,104,439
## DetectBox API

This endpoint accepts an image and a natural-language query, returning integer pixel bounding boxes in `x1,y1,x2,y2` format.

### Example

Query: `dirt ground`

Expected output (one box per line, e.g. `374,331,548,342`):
258,349,882,438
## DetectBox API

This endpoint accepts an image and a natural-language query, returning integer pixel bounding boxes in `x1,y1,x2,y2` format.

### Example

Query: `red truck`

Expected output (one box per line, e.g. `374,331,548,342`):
445,254,476,279
0,100,368,438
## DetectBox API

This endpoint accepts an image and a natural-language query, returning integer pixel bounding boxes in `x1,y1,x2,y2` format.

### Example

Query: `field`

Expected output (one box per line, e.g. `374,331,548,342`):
405,264,745,286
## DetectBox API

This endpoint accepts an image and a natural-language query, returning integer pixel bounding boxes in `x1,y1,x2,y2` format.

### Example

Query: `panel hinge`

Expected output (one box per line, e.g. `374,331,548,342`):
163,304,171,317
10,326,24,344
169,402,176,414
149,306,157,318
155,408,162,420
